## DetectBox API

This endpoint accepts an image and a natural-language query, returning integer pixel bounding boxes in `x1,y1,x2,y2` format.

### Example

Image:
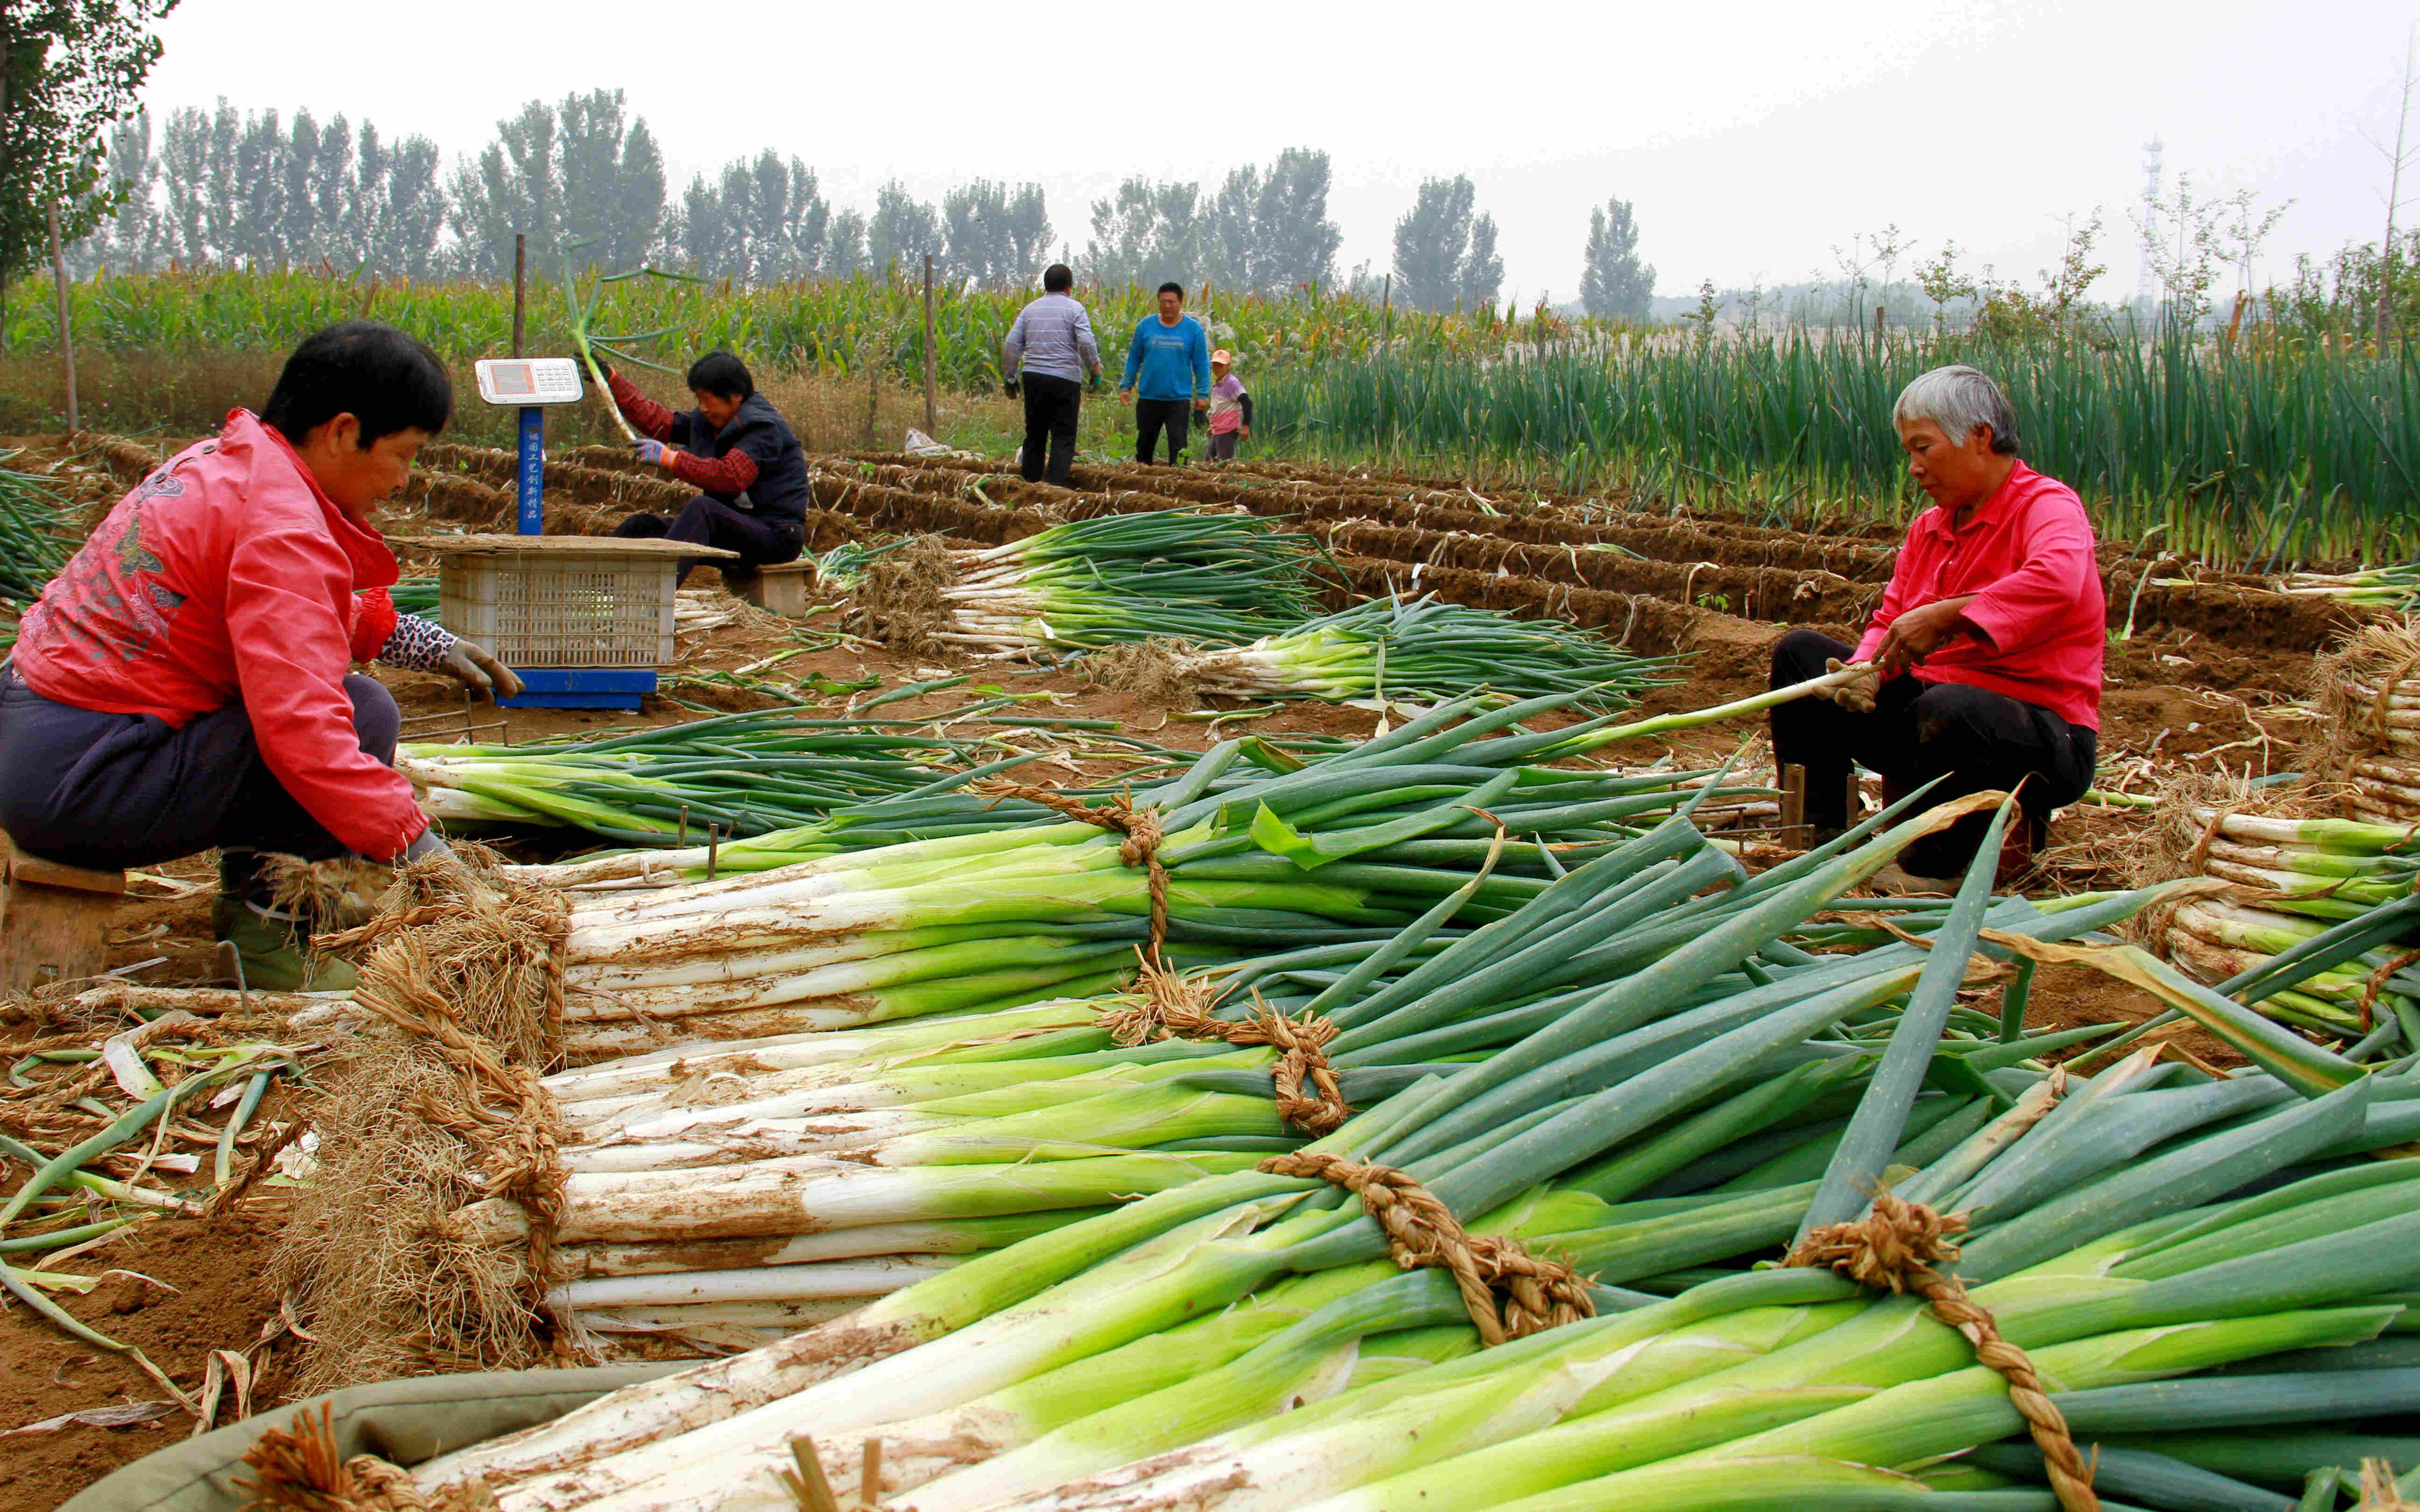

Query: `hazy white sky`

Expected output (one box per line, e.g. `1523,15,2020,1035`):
143,0,2416,305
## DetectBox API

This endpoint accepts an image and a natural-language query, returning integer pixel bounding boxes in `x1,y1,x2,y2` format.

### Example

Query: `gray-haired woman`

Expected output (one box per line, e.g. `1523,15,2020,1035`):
1767,364,2102,888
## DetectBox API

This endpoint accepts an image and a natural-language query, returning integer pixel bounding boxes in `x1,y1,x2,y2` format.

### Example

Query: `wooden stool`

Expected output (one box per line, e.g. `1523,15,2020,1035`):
0,837,127,993
725,561,817,618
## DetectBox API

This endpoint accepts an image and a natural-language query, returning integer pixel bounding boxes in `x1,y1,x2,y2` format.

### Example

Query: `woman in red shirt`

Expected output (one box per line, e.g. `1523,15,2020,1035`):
1767,364,2103,884
0,323,518,988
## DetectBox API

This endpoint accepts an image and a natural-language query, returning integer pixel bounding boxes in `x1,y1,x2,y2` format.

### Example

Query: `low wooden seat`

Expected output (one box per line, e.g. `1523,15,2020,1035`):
0,836,128,993
725,560,818,618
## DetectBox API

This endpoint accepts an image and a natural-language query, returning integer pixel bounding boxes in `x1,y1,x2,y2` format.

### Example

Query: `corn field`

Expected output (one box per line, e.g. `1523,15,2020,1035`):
6,269,2417,563
0,266,1450,390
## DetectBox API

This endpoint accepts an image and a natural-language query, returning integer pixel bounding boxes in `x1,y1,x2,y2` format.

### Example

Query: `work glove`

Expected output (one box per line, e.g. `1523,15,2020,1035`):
1822,657,1879,716
1087,373,1102,392
440,636,526,701
399,826,477,884
634,438,675,468
1004,380,1021,399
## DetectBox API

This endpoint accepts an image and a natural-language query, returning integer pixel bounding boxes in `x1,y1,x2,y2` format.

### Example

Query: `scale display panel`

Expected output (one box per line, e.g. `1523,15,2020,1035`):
474,357,585,405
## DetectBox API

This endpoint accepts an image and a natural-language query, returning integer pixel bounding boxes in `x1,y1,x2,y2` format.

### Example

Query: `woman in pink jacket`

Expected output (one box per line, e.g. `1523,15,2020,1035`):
0,323,519,988
1766,364,2101,888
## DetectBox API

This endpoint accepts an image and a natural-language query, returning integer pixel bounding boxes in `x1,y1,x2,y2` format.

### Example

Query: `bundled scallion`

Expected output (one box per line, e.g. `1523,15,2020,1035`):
1124,595,1683,711
404,774,2420,1512
0,457,78,651
532,692,1780,1057
399,709,1001,843
849,510,1321,657
389,576,441,616
2284,564,2420,611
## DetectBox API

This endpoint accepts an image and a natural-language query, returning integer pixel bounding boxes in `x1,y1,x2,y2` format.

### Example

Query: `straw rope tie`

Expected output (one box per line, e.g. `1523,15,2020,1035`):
1099,963,1355,1134
1258,1150,1595,1347
2369,653,2420,752
977,779,1172,968
2359,948,2420,1032
1785,1189,2098,1512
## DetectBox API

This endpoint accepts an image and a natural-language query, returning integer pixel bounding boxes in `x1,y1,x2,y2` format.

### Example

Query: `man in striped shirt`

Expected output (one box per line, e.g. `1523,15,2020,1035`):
1002,264,1102,486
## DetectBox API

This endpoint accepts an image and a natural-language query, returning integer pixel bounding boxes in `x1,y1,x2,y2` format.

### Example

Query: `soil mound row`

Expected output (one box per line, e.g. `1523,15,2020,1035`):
68,435,2362,657
797,459,2365,654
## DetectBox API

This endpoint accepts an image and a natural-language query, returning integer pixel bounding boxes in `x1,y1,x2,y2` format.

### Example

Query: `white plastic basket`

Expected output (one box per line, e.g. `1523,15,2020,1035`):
437,552,678,668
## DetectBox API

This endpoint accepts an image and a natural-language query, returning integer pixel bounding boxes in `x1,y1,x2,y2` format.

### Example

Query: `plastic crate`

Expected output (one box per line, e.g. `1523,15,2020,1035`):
437,551,678,668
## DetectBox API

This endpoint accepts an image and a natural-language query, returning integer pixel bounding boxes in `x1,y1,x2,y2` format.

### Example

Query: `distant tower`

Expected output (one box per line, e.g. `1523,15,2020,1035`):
2137,136,2165,302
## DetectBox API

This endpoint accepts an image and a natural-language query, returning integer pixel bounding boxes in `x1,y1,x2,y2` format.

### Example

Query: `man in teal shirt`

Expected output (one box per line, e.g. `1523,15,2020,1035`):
1117,281,1213,464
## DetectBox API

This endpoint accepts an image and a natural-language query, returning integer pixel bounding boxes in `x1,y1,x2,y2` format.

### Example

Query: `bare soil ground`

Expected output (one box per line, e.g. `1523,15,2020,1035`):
0,433,2343,1505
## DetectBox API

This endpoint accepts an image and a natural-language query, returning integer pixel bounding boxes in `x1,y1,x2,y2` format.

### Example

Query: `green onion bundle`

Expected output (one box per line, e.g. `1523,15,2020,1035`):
805,538,914,591
403,724,1759,1341
2147,806,2420,1038
410,787,2420,1512
409,798,2142,1501
2285,565,2420,611
2167,895,2420,1038
1146,595,1684,711
399,710,1011,844
0,458,78,651
853,511,1322,658
389,576,441,616
542,692,1773,1057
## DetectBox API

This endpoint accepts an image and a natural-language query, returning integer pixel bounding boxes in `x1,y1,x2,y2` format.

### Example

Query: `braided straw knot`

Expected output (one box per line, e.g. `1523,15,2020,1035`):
978,779,1172,968
1099,962,1355,1134
1259,1150,1595,1347
1786,1189,2099,1512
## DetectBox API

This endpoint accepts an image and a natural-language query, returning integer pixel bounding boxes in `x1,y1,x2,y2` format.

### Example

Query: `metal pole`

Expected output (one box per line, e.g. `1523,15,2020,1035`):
1381,273,1392,347
921,255,938,436
512,233,527,356
45,202,77,434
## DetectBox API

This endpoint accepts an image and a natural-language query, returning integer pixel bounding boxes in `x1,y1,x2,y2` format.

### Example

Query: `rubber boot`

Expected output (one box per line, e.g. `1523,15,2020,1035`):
213,848,357,993
210,850,252,939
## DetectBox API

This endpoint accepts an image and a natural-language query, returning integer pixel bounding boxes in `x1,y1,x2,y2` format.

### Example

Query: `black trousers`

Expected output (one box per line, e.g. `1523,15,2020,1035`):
0,669,402,873
1019,374,1082,487
611,495,804,584
1134,398,1191,464
1767,628,2095,876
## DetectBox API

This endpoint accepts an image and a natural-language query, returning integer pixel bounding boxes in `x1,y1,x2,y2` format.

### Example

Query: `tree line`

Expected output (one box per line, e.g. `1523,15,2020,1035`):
61,92,1350,297
66,91,1068,289
58,90,1659,319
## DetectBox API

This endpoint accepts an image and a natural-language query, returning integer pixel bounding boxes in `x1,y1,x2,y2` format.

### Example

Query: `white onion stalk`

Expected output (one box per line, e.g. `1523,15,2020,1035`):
552,1257,961,1312
556,1213,1095,1282
544,1000,1103,1105
453,1150,1252,1249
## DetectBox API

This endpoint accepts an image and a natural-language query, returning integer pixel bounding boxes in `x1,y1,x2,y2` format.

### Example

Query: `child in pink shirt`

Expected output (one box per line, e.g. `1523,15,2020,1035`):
1205,350,1252,462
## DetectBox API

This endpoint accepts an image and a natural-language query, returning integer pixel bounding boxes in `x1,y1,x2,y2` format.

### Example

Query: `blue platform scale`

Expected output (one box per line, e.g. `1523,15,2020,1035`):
463,359,735,710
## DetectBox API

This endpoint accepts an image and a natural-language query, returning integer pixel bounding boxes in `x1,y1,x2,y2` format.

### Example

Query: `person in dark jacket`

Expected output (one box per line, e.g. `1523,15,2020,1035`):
602,351,810,582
